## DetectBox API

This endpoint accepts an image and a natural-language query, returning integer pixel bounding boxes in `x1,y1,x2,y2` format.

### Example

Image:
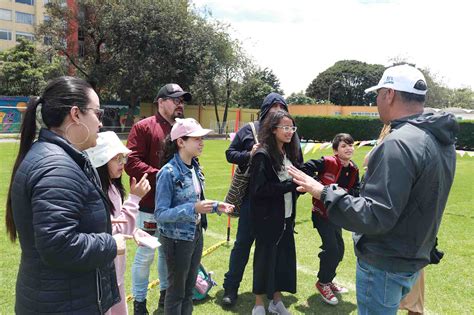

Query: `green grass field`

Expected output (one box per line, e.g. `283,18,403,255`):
0,140,473,314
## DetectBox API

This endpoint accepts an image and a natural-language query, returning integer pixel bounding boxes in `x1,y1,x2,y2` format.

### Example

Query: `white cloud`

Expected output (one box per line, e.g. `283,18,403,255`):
193,0,474,96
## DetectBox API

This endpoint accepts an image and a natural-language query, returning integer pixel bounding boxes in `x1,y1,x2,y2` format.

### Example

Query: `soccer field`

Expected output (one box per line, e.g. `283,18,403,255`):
0,140,473,314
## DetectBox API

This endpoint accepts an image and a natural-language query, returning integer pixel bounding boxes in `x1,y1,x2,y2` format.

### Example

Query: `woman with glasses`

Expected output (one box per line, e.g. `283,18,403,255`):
86,131,153,315
249,110,301,315
5,76,130,314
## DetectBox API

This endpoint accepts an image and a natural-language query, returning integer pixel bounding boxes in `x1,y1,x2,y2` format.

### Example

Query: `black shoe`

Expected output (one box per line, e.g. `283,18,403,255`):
159,290,166,307
133,299,149,315
222,290,238,306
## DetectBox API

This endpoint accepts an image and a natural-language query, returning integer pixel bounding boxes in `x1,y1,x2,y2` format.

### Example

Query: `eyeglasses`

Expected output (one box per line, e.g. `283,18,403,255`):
165,98,185,105
276,125,297,133
113,154,128,165
81,108,105,121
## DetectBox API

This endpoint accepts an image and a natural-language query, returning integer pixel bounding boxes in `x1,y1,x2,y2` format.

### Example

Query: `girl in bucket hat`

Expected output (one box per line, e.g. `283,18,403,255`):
155,118,234,314
86,131,153,315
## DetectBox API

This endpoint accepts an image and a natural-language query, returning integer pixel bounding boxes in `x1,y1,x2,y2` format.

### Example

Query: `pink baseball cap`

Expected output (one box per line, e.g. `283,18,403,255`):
170,118,213,141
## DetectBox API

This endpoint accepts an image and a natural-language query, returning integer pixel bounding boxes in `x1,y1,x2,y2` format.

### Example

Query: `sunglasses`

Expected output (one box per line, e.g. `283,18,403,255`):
81,108,105,122
113,154,128,165
165,98,185,105
276,125,297,133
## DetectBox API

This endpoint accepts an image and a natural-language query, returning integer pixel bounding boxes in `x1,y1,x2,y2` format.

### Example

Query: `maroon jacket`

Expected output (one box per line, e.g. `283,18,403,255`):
310,156,359,219
125,112,172,212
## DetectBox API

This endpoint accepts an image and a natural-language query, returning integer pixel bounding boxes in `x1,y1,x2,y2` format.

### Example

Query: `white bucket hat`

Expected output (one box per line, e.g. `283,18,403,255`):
85,131,131,168
365,64,427,95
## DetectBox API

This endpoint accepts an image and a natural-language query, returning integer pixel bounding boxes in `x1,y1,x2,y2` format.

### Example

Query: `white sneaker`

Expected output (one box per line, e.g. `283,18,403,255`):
268,300,291,315
252,305,266,315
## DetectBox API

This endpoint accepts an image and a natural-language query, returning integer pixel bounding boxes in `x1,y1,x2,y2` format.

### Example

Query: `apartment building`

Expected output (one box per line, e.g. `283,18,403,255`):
0,0,49,51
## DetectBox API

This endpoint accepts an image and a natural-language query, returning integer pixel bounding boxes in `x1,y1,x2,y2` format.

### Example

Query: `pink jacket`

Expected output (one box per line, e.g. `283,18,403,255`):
109,185,141,285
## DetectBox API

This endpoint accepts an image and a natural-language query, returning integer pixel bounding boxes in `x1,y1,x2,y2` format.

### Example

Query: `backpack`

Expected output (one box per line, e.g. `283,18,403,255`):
192,264,217,301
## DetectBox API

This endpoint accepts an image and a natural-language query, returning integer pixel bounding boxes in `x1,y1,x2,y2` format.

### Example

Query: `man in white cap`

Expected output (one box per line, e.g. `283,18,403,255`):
288,64,459,314
125,83,191,314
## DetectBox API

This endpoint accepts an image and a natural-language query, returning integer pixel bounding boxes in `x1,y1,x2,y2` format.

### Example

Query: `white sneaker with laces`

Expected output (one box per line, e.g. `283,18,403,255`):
252,305,266,315
268,300,291,315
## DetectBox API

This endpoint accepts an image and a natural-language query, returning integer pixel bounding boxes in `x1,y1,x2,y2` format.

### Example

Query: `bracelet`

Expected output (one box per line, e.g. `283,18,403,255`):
320,185,329,202
212,201,219,213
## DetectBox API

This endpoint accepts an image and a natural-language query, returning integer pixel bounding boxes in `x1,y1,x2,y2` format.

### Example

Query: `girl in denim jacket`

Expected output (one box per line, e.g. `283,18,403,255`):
155,118,234,314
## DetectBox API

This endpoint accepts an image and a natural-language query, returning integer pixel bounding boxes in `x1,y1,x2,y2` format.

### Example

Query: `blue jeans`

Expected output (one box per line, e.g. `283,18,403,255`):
132,210,168,302
223,196,255,292
356,259,419,315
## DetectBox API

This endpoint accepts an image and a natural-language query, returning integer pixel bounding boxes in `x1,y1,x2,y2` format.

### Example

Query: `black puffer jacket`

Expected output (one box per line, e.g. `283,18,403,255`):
11,129,120,314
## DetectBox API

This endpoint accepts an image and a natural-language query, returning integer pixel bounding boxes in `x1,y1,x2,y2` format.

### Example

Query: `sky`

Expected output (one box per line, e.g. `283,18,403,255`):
192,0,474,96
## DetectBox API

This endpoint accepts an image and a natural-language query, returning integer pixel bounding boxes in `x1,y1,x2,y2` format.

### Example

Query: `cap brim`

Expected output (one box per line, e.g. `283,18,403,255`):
169,91,192,102
364,85,380,94
187,129,213,138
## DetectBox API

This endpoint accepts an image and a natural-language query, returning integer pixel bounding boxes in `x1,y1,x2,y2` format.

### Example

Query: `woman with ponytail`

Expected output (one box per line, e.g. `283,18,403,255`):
6,76,126,314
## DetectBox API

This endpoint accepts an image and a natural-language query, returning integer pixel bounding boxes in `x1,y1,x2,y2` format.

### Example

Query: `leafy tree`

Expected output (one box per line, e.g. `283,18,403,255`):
0,39,65,96
449,88,474,109
235,67,283,108
37,0,248,131
306,60,384,105
286,92,317,105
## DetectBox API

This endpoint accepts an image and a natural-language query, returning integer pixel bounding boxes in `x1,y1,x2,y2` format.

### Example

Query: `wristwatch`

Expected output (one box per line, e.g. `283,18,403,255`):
320,185,329,202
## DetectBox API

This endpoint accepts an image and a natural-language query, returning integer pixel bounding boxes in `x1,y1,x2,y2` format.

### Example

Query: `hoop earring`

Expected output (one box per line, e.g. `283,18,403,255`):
65,122,90,146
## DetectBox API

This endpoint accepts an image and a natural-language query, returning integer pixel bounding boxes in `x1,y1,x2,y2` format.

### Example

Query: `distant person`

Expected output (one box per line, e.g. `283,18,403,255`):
125,83,191,314
289,64,459,314
250,110,301,315
86,131,153,315
6,76,127,313
302,133,359,305
155,118,234,314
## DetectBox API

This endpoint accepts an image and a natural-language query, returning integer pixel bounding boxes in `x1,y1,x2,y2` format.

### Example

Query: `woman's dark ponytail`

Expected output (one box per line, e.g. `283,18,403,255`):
5,97,41,242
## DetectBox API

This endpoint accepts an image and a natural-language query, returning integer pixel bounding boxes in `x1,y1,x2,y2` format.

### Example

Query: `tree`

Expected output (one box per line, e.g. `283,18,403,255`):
286,92,317,105
235,67,283,108
0,39,65,96
449,88,474,109
306,60,384,105
37,0,248,131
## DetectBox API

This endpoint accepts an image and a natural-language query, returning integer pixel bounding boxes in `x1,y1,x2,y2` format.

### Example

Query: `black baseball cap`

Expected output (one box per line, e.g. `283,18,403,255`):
154,83,192,103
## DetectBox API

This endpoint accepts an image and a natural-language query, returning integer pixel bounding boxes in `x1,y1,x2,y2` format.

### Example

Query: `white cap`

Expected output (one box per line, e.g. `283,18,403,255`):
170,118,213,141
365,64,428,95
85,131,131,168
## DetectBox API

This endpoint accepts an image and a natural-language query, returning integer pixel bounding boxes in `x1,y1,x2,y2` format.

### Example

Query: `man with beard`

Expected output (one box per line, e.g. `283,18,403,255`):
125,83,191,314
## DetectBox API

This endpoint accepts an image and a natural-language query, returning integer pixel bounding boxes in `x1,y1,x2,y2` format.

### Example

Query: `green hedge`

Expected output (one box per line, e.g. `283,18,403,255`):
294,116,474,149
457,120,474,150
294,116,384,142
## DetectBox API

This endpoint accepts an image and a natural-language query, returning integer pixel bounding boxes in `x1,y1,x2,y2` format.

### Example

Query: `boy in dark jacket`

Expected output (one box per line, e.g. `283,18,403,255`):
303,133,359,305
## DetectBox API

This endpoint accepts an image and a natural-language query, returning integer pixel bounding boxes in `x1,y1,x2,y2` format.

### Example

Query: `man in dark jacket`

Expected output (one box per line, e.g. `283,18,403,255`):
289,64,458,314
222,92,299,306
125,83,191,314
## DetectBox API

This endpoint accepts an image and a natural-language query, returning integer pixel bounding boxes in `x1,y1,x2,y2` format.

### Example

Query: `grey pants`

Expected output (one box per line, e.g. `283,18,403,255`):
160,225,203,315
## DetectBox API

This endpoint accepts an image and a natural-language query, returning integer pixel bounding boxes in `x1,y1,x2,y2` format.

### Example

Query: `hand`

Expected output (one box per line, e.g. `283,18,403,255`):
216,201,235,214
287,165,324,199
250,143,261,156
194,200,215,214
130,173,151,198
132,228,153,246
113,233,133,255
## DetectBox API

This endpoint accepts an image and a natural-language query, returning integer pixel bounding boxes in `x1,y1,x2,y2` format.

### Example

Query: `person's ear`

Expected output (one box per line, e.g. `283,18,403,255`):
70,106,81,123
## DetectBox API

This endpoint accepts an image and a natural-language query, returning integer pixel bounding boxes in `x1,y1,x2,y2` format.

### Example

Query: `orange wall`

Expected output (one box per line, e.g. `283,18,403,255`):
288,104,379,116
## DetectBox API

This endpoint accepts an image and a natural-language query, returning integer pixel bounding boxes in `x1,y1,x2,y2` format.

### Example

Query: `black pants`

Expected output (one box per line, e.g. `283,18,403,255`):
160,225,203,315
253,218,296,299
313,215,344,283
223,196,255,293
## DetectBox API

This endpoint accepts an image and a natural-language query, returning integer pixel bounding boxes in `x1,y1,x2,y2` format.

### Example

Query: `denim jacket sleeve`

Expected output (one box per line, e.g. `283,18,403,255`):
154,166,196,224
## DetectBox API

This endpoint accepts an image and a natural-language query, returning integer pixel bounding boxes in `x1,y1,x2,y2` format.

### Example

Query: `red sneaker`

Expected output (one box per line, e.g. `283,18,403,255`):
315,281,338,305
330,282,349,294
